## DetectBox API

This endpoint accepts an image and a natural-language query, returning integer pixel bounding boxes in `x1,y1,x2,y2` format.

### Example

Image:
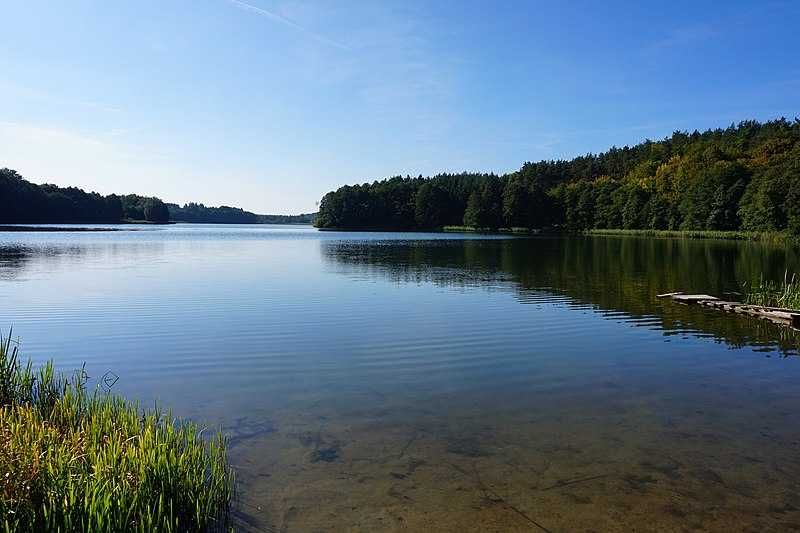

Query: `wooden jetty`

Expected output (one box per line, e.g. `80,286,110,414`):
657,292,800,330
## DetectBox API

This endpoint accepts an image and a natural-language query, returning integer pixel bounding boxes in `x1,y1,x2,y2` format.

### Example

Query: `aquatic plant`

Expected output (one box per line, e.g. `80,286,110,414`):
585,228,792,243
0,331,233,532
743,272,800,310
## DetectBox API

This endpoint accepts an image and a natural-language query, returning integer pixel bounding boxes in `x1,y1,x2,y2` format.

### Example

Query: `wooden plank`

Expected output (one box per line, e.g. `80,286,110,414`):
670,294,719,303
698,300,739,307
660,290,800,330
750,305,800,314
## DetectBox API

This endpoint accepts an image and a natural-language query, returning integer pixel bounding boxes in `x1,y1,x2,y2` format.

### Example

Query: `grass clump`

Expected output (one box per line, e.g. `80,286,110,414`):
585,228,792,243
743,272,800,310
0,332,233,532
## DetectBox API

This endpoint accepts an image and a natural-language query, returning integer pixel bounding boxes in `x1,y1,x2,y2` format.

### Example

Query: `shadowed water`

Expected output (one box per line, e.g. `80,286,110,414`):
2,225,800,532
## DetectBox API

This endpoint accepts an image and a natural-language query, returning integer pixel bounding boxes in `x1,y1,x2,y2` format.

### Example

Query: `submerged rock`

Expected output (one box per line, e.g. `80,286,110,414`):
311,446,340,463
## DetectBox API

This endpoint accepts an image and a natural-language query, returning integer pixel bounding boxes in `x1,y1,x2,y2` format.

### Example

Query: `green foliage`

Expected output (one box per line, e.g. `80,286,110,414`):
0,333,233,532
168,202,259,224
501,178,530,227
315,118,800,234
585,228,791,243
462,190,482,228
317,173,486,230
743,273,800,310
120,195,170,223
788,186,800,237
143,198,170,223
592,178,623,229
739,142,800,232
166,203,316,224
414,182,450,228
0,169,123,224
0,168,315,226
462,177,503,229
622,186,647,230
256,212,316,224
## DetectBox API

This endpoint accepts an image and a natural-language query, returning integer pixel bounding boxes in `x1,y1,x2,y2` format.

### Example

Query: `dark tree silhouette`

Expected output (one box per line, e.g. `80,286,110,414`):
0,169,315,225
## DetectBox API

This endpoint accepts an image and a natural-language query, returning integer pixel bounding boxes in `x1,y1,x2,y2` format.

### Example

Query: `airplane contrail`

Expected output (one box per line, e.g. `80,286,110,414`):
225,0,350,50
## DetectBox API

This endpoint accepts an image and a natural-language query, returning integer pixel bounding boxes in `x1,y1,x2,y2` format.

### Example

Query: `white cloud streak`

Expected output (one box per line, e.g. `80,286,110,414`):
225,0,349,50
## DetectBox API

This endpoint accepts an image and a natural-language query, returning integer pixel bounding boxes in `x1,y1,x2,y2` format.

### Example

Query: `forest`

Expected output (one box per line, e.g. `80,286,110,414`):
168,202,316,224
0,168,126,223
314,119,800,235
0,168,314,224
0,168,169,224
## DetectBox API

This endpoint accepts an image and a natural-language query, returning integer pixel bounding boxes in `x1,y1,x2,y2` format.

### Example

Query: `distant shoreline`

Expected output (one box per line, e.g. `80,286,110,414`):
315,225,542,234
315,225,797,244
584,228,793,243
7,224,787,243
0,221,316,232
0,225,124,232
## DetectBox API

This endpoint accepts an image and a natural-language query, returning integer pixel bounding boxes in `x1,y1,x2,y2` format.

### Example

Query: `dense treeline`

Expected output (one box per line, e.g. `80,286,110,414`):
168,202,316,224
257,212,316,224
315,119,800,235
0,168,171,223
0,168,314,224
121,194,170,223
1,168,124,223
315,172,496,230
168,202,260,223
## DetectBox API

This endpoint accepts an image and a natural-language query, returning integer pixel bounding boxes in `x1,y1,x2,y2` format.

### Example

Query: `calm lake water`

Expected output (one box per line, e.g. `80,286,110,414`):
2,224,800,532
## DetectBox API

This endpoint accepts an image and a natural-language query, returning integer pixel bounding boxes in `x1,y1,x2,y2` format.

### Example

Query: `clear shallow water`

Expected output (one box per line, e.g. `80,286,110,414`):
2,225,800,532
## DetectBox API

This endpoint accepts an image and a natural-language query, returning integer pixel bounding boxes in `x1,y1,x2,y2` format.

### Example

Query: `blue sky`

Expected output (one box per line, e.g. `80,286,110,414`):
1,0,798,214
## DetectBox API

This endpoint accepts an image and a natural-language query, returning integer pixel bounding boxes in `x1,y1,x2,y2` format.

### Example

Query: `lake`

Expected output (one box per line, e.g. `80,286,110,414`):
2,224,800,532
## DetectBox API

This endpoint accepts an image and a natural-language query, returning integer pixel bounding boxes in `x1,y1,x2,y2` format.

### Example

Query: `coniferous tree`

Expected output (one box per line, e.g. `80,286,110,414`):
310,118,800,235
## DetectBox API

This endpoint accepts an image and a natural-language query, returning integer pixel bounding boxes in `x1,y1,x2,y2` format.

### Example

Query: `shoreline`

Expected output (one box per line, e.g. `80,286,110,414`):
315,225,542,234
0,221,315,232
316,225,795,244
584,228,794,243
0,225,124,232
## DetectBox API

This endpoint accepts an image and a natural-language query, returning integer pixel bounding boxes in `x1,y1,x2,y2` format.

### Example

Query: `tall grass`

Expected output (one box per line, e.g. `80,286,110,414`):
743,272,800,310
0,332,233,532
585,228,792,243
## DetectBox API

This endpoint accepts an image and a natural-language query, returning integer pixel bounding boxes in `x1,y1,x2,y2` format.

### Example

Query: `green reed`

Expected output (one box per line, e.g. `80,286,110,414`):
0,332,233,533
585,228,793,243
743,272,800,310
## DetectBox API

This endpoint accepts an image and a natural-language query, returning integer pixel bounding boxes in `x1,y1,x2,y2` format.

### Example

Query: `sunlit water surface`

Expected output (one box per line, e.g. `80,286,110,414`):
2,224,800,532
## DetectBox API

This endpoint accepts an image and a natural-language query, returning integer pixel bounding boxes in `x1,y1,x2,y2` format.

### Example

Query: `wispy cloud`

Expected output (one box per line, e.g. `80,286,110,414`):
225,0,349,50
78,100,124,114
0,81,123,114
646,23,718,51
